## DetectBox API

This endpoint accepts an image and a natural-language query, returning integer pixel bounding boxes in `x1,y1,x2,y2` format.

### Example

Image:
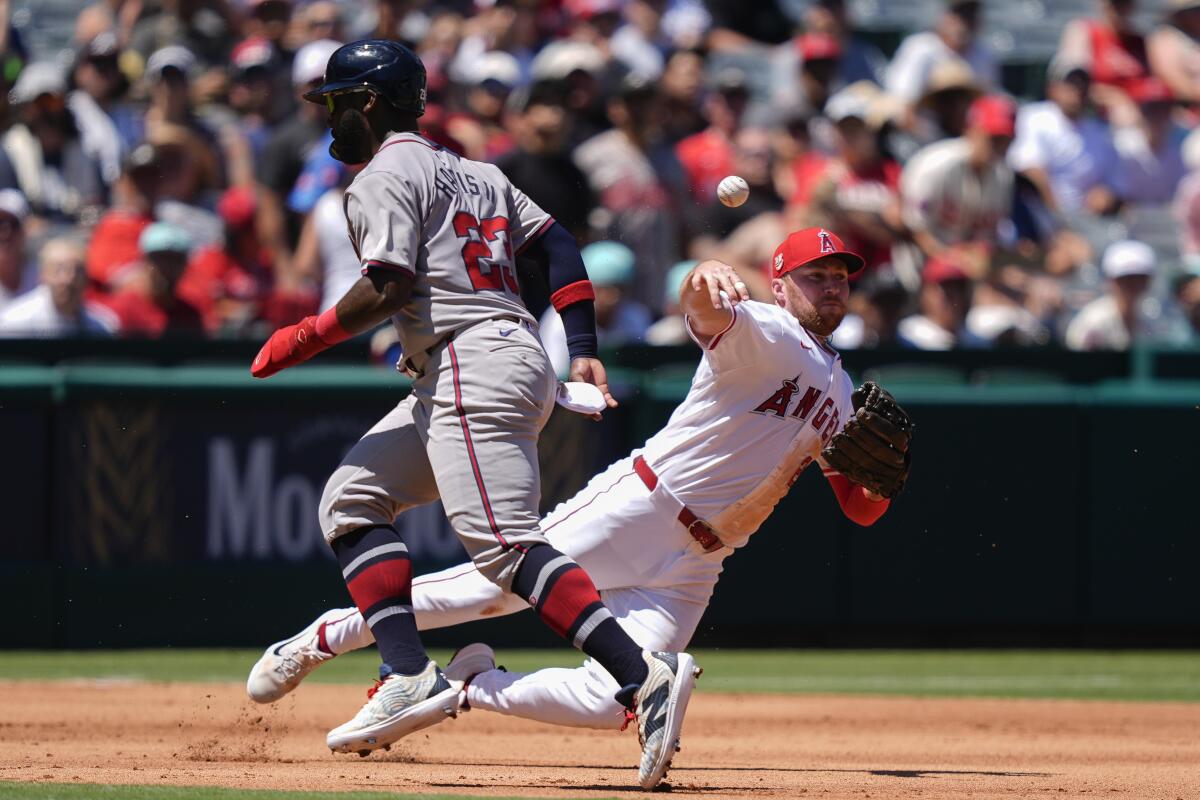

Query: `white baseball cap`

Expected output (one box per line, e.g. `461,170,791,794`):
1102,240,1156,279
9,62,67,104
0,189,29,221
531,41,605,80
293,39,341,87
474,50,521,88
145,45,197,82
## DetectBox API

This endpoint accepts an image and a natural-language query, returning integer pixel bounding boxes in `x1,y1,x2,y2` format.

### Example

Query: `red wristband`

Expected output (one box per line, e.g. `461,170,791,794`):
550,280,595,311
315,307,352,345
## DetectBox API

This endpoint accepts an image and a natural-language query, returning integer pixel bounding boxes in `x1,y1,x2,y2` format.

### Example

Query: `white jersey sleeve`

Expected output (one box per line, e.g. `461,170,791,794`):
344,170,426,278
684,298,793,373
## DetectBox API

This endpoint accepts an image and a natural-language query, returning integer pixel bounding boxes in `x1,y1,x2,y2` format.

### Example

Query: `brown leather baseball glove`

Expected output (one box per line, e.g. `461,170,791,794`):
820,381,913,499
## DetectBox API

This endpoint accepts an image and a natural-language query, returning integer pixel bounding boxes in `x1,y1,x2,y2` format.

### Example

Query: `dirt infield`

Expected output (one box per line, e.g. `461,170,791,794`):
1,681,1197,798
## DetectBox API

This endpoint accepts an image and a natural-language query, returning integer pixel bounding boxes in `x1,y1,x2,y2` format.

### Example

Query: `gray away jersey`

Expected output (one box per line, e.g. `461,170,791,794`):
344,131,551,360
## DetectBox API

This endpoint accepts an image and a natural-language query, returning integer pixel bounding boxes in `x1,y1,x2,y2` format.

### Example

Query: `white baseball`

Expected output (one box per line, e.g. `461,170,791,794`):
717,175,750,208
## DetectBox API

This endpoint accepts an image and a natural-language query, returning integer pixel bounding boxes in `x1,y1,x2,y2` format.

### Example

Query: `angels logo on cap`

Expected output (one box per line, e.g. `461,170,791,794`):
772,227,866,278
818,229,835,254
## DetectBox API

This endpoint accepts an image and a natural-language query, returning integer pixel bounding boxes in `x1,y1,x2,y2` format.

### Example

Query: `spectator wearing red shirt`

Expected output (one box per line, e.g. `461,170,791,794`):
104,222,204,337
675,67,749,202
1057,0,1149,119
178,187,272,333
86,143,159,292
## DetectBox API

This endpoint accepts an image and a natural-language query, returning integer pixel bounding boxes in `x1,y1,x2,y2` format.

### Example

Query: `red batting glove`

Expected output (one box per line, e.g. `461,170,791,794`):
251,308,351,378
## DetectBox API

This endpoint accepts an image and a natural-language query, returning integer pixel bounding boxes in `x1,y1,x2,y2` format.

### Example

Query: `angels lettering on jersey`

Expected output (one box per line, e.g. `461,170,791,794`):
751,376,842,446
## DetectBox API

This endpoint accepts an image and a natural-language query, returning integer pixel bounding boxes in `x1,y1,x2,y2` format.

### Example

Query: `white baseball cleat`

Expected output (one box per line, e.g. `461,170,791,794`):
326,660,459,755
246,608,347,703
443,643,497,711
631,651,701,791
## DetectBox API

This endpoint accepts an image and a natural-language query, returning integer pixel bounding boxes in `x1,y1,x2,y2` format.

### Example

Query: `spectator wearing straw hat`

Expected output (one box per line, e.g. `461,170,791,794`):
799,82,903,274
885,0,999,104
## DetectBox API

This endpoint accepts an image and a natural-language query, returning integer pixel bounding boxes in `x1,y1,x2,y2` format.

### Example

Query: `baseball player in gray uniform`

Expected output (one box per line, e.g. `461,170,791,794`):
249,40,698,790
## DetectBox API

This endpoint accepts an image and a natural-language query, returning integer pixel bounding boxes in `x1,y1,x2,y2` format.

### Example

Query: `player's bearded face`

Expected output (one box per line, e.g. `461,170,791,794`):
774,259,850,337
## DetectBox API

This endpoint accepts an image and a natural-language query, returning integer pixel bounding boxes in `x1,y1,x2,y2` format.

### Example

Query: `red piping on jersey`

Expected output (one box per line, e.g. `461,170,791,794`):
376,133,442,153
514,217,556,255
448,341,517,551
412,565,479,588
707,304,738,350
362,259,415,277
542,469,637,535
550,280,595,311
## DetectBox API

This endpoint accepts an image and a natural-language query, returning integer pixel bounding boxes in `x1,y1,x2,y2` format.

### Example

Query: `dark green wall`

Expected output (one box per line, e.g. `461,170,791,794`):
1,361,1197,647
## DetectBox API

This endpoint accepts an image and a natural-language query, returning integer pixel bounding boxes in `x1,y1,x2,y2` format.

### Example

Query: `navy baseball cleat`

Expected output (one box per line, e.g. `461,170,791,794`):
630,651,702,790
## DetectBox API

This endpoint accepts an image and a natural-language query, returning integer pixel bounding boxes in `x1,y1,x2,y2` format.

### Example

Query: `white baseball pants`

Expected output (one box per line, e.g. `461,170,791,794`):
317,454,729,729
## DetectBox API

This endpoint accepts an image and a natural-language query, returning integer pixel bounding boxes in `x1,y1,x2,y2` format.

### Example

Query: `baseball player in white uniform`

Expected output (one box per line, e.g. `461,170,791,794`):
248,40,697,789
249,228,912,742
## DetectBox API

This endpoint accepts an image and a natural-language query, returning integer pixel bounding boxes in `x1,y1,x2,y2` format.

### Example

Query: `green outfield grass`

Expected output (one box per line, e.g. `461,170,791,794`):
0,784,585,800
2,649,1199,702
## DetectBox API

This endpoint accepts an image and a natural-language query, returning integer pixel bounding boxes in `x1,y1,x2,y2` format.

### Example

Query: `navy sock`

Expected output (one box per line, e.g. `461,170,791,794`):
331,525,428,676
512,544,649,695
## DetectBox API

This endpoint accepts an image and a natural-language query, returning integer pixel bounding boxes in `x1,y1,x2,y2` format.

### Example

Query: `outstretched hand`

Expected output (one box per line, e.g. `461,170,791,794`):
689,260,751,309
568,357,618,420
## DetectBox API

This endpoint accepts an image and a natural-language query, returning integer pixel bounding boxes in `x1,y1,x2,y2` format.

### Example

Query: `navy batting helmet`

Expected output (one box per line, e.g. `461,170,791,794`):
303,39,426,117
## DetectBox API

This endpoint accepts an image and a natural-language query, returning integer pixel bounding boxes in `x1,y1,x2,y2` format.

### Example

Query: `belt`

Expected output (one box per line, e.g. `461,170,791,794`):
632,455,723,553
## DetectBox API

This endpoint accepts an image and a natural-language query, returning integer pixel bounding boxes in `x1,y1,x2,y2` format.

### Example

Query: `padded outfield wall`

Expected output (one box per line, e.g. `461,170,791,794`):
1,344,1197,648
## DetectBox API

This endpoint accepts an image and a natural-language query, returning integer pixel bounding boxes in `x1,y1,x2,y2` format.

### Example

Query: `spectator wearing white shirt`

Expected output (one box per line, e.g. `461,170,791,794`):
885,0,999,104
1008,60,1123,218
897,256,989,350
1114,77,1188,204
293,184,361,315
900,95,1017,279
0,238,112,336
1065,240,1156,350
0,190,35,310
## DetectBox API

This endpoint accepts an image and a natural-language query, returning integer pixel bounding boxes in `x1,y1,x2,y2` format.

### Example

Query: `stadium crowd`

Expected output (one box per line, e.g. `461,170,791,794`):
0,0,1198,354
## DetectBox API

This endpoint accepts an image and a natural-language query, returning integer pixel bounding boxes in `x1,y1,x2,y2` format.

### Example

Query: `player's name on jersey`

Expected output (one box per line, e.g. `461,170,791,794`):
435,162,499,205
